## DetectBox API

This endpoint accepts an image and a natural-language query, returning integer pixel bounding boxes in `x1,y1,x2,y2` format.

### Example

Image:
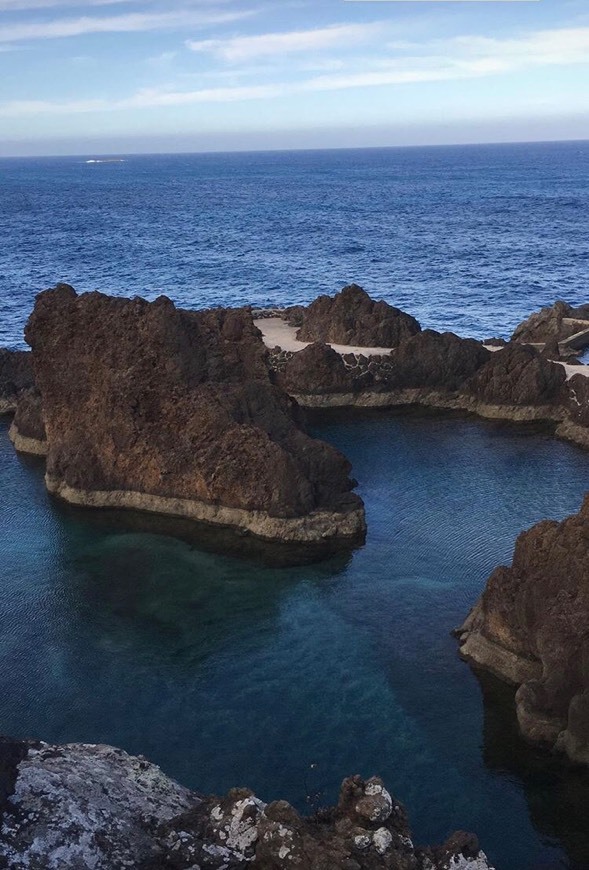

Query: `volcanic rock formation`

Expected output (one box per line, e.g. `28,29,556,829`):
457,495,589,765
0,737,494,869
0,349,34,414
465,342,567,409
8,387,46,455
279,341,355,395
295,284,421,348
511,300,589,345
24,284,365,546
387,330,490,392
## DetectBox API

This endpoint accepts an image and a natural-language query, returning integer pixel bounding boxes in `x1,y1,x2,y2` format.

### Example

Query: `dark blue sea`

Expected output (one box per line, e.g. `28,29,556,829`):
1,141,588,348
1,142,589,869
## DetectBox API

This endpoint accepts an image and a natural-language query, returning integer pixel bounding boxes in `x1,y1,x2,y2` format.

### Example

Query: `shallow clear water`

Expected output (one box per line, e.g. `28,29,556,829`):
1,141,588,349
2,411,589,870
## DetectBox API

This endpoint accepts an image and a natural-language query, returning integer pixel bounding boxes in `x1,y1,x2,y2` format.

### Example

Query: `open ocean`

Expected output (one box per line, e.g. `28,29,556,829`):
1,141,588,348
1,142,589,870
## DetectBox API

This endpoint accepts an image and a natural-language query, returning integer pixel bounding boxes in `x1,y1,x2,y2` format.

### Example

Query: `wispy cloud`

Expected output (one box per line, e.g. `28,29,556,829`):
187,22,383,62
0,84,283,117
0,0,134,7
0,7,255,43
2,25,589,117
0,0,233,8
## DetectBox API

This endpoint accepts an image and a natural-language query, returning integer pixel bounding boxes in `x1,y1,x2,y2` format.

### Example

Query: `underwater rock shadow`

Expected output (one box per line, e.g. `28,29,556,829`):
50,497,361,569
47,499,355,673
475,668,589,870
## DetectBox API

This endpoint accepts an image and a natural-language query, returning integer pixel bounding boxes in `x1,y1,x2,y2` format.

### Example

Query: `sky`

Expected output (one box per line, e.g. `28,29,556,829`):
0,0,588,156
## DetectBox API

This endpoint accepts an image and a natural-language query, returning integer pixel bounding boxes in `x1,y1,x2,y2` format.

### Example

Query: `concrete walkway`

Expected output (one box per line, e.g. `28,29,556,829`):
254,317,394,357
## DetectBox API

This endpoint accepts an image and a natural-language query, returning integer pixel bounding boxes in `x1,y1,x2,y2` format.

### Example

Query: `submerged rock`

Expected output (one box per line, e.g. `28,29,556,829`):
24,285,365,547
0,738,495,869
457,495,589,764
296,284,421,348
0,349,34,414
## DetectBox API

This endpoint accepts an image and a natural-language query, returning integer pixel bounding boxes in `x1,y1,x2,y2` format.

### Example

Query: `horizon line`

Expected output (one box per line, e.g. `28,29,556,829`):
0,135,588,161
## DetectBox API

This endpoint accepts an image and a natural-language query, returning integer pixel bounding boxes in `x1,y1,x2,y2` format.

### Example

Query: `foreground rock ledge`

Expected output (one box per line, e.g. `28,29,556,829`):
23,285,365,549
457,495,589,764
0,738,494,870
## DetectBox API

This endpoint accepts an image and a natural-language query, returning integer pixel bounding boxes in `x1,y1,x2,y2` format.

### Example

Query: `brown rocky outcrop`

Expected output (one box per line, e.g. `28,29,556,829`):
0,738,494,870
296,284,421,348
279,342,355,395
0,349,34,414
387,331,490,392
24,285,365,546
465,342,567,409
511,300,589,345
457,495,589,765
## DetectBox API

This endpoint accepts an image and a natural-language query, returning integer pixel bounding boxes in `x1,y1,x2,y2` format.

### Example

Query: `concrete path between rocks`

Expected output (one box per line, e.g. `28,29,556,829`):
254,317,395,357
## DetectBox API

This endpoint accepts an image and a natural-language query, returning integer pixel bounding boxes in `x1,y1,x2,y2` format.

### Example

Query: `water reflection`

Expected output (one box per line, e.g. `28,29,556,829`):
476,670,589,870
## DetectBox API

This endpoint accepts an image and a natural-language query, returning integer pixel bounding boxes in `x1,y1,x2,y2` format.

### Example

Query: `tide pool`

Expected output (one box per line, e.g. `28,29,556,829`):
1,411,589,869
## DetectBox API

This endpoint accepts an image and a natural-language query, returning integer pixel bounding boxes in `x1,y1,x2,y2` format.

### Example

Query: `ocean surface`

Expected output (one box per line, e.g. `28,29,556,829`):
1,141,588,348
1,142,589,869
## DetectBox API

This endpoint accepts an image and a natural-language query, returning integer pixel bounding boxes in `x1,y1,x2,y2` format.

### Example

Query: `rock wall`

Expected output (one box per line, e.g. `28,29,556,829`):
457,495,589,764
274,332,580,435
24,285,365,547
0,738,494,870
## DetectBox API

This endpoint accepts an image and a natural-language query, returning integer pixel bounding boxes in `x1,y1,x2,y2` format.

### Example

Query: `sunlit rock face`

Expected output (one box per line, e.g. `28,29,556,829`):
295,284,421,348
24,284,365,547
458,495,589,765
0,739,494,870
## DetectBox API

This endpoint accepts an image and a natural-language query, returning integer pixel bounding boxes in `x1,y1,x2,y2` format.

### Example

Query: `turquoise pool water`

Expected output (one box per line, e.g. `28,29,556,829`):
1,411,589,869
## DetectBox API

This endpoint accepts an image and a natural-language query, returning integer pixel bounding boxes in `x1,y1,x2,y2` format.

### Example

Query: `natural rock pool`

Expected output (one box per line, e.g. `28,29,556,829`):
2,411,589,870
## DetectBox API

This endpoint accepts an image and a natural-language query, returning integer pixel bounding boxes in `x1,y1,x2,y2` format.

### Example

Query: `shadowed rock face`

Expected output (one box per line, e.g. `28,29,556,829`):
0,738,494,870
296,284,421,348
10,388,46,449
567,374,589,428
25,285,364,545
457,495,589,765
280,342,354,395
465,342,567,407
0,349,34,414
387,330,490,392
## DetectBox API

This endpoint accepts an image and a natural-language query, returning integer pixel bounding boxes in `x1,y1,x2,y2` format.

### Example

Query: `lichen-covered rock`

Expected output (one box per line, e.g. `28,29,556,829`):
296,285,421,348
0,349,34,414
465,343,566,408
0,741,495,870
0,739,201,870
157,773,494,870
24,285,365,547
457,495,589,764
